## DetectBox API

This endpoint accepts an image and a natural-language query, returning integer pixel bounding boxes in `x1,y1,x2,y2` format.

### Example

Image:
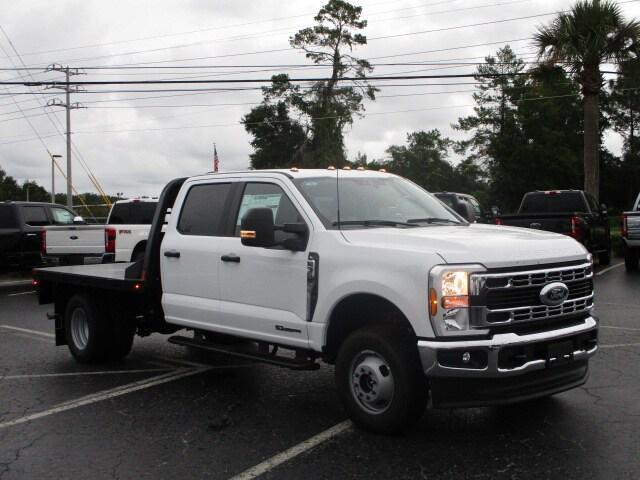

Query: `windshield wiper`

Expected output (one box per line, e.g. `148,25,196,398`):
332,220,420,228
407,218,462,225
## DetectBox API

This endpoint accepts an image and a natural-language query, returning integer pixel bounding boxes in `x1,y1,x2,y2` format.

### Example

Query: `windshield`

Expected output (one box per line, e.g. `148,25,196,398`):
293,175,464,229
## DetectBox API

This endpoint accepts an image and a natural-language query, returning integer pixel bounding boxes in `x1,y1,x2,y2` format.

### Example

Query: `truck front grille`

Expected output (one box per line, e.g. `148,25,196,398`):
470,262,594,332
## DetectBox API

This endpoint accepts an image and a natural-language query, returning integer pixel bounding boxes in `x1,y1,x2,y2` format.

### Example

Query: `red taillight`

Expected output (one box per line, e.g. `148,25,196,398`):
105,228,116,253
495,217,503,225
622,214,628,238
570,215,583,239
40,229,46,255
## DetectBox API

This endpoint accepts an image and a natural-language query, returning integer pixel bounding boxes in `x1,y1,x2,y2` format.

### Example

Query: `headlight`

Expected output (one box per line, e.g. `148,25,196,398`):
429,265,485,337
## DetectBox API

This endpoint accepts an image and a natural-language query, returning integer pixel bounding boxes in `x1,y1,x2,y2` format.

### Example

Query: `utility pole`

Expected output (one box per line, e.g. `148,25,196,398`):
45,64,85,209
50,154,62,203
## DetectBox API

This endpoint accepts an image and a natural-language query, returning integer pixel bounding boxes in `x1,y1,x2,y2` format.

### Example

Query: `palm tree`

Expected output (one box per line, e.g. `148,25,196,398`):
534,0,640,201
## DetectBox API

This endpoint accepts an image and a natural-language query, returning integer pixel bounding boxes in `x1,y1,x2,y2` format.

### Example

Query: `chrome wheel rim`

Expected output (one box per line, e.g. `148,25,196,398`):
70,307,89,350
349,350,394,415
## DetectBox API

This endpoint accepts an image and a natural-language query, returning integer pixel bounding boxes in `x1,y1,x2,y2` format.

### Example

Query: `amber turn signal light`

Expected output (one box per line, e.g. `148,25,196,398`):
429,288,438,316
240,230,257,239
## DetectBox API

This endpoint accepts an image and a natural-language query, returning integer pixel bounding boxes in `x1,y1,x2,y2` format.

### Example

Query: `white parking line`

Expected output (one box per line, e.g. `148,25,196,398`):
228,420,352,480
596,263,624,276
0,324,54,338
600,325,640,332
599,343,640,348
1,368,172,380
7,290,35,297
0,367,209,430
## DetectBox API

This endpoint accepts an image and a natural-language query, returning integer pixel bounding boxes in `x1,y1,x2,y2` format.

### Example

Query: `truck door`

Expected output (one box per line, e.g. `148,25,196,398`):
586,193,607,250
160,181,235,329
216,180,311,348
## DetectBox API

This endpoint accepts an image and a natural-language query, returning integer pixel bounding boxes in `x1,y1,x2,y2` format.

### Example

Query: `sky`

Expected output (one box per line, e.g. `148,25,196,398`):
1,0,640,200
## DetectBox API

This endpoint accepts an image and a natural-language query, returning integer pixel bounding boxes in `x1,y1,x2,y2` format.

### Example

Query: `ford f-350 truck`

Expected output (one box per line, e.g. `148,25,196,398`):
622,192,640,271
34,169,598,433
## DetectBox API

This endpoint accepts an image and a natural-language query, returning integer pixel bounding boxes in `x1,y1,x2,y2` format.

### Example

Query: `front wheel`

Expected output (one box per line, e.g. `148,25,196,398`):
335,325,427,434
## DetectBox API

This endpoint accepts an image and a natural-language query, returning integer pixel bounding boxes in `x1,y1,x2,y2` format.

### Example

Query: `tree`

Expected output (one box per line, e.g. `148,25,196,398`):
0,167,21,201
607,58,640,205
243,0,376,169
384,130,455,192
534,0,640,201
242,80,307,170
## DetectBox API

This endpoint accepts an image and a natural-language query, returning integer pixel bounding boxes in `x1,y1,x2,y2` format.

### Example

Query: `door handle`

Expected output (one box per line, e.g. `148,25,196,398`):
164,250,181,258
25,233,38,237
221,254,240,263
70,235,79,240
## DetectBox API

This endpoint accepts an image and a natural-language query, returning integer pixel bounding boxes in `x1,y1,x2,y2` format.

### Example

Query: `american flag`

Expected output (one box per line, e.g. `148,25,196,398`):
213,144,219,172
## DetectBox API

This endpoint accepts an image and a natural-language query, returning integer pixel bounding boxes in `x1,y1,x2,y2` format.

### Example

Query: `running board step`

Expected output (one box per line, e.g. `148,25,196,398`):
167,335,320,371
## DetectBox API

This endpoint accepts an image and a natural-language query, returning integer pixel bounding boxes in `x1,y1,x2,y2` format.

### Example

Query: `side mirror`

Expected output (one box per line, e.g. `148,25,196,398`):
280,223,309,251
73,216,86,225
600,204,608,215
491,206,500,216
240,208,275,248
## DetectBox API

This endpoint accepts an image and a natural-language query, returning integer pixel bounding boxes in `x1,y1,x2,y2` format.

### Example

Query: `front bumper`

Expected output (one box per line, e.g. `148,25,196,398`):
417,316,598,407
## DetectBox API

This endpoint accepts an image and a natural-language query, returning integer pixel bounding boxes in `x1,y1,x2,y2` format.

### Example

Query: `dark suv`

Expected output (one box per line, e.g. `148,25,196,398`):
433,192,489,223
0,202,77,269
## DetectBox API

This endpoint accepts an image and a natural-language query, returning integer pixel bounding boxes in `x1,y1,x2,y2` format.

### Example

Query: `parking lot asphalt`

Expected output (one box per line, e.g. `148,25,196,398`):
0,263,639,480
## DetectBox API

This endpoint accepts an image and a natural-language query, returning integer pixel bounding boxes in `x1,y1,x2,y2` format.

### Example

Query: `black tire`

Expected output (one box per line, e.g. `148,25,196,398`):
335,325,428,434
64,294,109,363
107,314,136,361
624,246,639,272
599,249,611,266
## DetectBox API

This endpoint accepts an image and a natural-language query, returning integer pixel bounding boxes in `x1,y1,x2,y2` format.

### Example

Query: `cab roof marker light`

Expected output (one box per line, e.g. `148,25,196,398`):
290,167,299,172
343,166,351,170
379,168,387,173
327,166,336,170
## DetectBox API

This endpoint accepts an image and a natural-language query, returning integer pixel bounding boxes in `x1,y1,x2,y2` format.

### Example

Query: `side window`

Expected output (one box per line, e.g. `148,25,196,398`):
0,205,17,228
235,183,304,241
586,193,600,213
22,206,50,226
467,197,482,216
177,183,232,236
51,207,75,225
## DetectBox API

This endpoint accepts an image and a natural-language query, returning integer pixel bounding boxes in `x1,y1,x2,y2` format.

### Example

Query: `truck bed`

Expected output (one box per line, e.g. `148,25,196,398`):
35,263,142,291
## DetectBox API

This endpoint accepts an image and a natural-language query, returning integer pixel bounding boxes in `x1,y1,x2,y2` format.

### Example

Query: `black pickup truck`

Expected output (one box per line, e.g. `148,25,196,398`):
0,201,78,269
496,190,611,265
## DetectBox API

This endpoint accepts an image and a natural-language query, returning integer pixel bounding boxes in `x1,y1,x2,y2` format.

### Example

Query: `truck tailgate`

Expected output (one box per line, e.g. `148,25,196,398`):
499,214,572,234
45,225,105,255
625,212,640,240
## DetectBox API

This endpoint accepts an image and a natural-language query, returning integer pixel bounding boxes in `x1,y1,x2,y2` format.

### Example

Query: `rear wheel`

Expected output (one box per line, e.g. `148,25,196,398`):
335,325,427,434
624,246,639,271
65,294,109,363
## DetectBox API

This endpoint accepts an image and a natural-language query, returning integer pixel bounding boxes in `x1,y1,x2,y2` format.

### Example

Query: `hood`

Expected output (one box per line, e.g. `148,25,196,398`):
340,224,588,269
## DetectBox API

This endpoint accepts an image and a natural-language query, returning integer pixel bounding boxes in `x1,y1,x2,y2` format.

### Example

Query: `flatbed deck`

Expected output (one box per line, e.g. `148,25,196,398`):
35,263,143,291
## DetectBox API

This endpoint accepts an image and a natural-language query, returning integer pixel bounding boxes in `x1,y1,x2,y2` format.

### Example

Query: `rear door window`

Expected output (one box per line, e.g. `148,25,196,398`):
178,183,232,236
22,206,50,226
108,202,157,225
51,207,75,225
0,205,17,228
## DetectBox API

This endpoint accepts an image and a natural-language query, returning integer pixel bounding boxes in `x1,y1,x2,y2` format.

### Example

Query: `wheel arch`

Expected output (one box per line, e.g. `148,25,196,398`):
323,293,417,363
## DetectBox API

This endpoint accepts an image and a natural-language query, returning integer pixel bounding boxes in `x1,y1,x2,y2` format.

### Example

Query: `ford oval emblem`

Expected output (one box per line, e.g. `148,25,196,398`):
539,282,569,307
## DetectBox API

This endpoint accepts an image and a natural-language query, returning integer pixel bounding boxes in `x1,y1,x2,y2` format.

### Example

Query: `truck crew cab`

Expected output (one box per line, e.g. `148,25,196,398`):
34,169,598,433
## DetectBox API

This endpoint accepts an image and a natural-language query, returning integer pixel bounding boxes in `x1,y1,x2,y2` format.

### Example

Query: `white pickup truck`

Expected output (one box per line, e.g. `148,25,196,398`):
34,169,598,433
43,198,157,265
622,192,640,271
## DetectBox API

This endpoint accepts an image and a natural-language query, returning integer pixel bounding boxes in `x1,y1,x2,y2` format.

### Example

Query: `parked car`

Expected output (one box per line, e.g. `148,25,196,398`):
0,201,79,269
43,198,158,265
495,190,611,265
622,192,640,271
433,192,491,223
35,169,597,433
